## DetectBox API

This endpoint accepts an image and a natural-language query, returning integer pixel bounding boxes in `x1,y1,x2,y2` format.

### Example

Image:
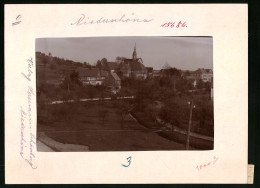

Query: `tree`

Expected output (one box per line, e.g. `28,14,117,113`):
196,79,204,89
42,56,49,64
83,62,92,68
101,58,107,64
184,70,191,77
49,63,57,69
96,60,102,69
160,68,181,91
60,71,82,93
159,99,189,129
70,71,82,86
116,56,127,63
205,81,211,92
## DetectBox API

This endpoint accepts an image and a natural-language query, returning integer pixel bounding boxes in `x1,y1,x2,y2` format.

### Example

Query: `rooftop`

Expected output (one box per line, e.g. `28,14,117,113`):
76,68,109,77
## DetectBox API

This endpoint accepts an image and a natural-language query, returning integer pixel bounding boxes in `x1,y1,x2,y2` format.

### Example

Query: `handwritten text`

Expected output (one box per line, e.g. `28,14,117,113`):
122,156,132,167
12,15,22,26
20,57,37,169
21,58,34,81
161,21,187,28
71,13,153,26
196,156,219,171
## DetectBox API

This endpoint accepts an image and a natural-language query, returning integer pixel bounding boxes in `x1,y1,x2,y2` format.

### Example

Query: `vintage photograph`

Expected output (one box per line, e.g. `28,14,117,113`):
36,37,213,151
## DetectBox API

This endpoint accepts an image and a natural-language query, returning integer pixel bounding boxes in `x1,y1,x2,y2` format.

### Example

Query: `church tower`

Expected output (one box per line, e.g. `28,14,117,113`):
132,43,137,60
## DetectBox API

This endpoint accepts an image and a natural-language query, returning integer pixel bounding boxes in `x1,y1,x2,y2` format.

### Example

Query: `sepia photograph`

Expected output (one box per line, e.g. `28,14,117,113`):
36,36,214,152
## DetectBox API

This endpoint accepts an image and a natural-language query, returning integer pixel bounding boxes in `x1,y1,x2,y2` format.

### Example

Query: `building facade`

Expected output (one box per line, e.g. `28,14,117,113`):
77,68,109,86
192,68,213,82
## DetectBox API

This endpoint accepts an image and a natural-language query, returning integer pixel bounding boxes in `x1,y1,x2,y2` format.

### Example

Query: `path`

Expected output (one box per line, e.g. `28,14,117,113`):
48,96,135,105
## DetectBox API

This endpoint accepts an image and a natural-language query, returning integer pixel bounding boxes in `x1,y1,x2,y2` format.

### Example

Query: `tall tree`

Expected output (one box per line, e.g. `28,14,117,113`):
96,60,102,69
161,68,181,91
60,70,82,93
116,56,127,63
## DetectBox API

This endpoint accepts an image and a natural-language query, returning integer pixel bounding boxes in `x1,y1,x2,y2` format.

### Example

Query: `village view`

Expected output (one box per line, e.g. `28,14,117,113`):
36,41,214,151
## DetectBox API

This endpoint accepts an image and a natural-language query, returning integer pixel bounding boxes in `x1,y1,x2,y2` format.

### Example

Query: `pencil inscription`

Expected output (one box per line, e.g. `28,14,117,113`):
12,14,22,26
21,58,34,81
20,57,37,169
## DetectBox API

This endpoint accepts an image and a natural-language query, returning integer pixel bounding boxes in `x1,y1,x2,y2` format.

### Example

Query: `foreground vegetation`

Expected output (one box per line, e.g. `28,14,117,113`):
38,101,187,151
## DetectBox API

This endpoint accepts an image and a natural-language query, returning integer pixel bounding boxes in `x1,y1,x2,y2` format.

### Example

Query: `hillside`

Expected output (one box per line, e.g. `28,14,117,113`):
36,52,93,87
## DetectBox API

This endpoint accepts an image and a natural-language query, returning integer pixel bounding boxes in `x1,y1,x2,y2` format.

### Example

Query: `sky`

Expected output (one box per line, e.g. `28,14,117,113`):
36,37,213,71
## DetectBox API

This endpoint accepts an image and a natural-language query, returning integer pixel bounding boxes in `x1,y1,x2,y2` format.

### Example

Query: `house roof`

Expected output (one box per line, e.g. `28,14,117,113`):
193,68,213,74
100,70,109,77
107,62,119,70
111,72,121,81
76,68,109,77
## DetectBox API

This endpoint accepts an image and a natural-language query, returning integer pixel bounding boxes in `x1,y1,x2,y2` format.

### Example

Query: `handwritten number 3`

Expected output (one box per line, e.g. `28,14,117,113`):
122,156,132,167
12,15,22,26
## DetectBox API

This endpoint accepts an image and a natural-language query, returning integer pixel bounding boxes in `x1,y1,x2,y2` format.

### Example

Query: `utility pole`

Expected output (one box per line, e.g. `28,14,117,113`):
186,100,193,150
66,73,70,94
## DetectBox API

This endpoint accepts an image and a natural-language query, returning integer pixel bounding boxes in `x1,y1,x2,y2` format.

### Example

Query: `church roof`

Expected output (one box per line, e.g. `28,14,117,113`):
118,59,147,72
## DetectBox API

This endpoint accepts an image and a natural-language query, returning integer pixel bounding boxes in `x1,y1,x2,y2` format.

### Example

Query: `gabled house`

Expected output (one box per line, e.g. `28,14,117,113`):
192,68,213,82
146,67,153,77
152,70,161,78
77,68,109,86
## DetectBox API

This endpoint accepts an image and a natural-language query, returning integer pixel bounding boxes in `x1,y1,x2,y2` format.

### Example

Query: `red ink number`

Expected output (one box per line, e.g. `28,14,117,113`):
196,156,219,171
161,21,186,28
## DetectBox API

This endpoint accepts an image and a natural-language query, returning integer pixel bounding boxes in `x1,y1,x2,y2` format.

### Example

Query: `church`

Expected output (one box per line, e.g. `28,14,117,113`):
116,44,148,79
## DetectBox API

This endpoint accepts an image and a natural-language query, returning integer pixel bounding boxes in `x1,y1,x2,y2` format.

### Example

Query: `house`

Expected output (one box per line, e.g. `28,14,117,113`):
76,68,109,86
146,67,153,77
99,61,120,72
191,68,213,82
117,44,147,79
152,70,160,78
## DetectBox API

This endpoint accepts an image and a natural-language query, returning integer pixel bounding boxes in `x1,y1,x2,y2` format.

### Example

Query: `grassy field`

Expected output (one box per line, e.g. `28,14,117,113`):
37,100,187,151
